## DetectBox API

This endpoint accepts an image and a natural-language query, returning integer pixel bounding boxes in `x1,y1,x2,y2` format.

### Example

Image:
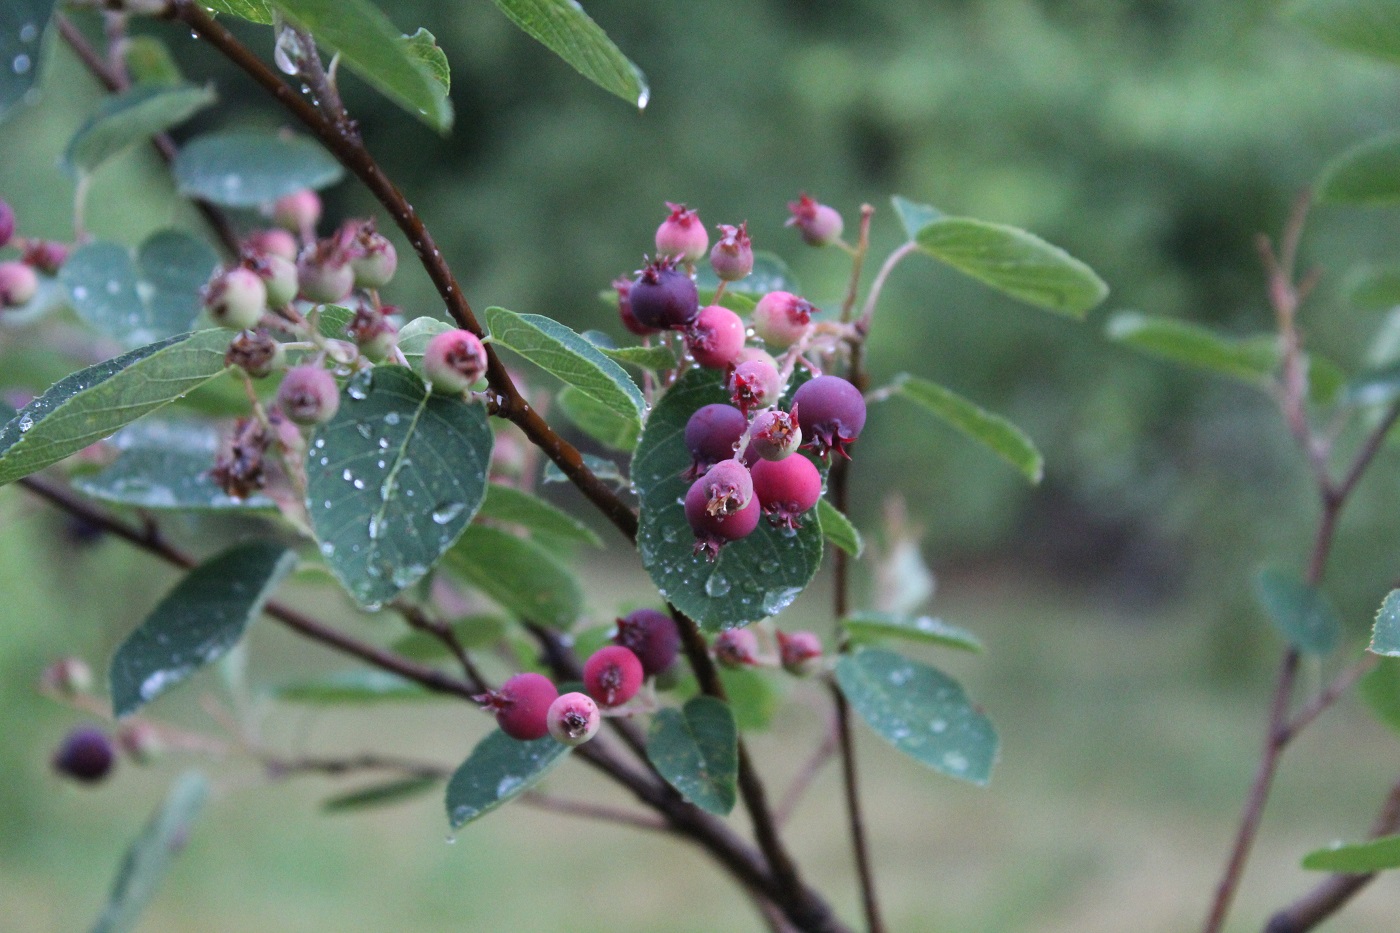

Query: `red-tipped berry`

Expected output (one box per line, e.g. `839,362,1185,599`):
614,275,656,336
713,628,760,667
786,193,844,247
751,454,822,530
655,202,708,262
614,608,681,677
22,240,67,274
709,222,753,282
547,692,601,746
225,328,285,378
351,228,397,288
273,189,321,235
752,291,815,349
52,726,115,784
276,365,340,426
685,475,761,559
0,260,38,307
0,199,14,249
684,403,751,479
777,630,823,676
699,458,754,517
205,267,267,330
423,329,487,393
686,304,747,369
748,408,802,461
583,645,644,708
630,256,699,330
245,228,299,261
728,358,782,415
793,375,866,460
476,672,559,741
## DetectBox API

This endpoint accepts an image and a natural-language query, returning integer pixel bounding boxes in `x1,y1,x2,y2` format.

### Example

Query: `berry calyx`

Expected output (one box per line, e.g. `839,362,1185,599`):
583,645,644,708
225,328,285,378
684,403,750,479
39,657,93,696
748,408,802,461
348,307,399,362
751,454,822,530
547,692,601,746
655,202,708,262
686,304,747,370
713,628,760,667
614,608,681,677
752,291,815,349
630,256,699,330
0,260,38,307
0,199,14,249
211,416,271,499
709,222,753,282
792,375,866,460
276,365,340,426
423,328,488,393
476,672,559,741
272,188,321,236
52,726,115,784
685,475,761,559
699,458,754,517
728,358,782,415
777,630,823,676
204,266,267,330
786,193,844,247
116,721,164,764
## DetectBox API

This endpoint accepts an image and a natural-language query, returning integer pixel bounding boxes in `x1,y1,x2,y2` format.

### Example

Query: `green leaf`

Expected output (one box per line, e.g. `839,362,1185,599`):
1370,589,1400,655
1344,360,1400,406
0,1,55,125
444,525,582,628
1358,657,1400,733
695,251,800,298
489,0,647,108
62,232,220,346
556,385,639,451
64,83,216,176
634,369,824,631
323,776,439,813
914,216,1108,317
1345,265,1400,309
484,306,644,428
1288,0,1400,66
601,344,679,372
204,0,274,24
890,374,1043,483
91,771,208,933
173,130,344,208
891,195,942,242
445,730,570,828
646,697,738,815
478,483,602,547
1255,568,1343,656
1107,312,1278,383
400,28,449,93
314,303,357,340
1302,835,1400,872
816,498,863,557
274,669,432,703
835,647,998,785
269,0,453,131
74,417,277,511
397,315,454,375
122,37,185,87
0,330,232,488
111,543,295,716
390,614,507,659
844,611,984,652
1317,133,1400,206
306,366,493,610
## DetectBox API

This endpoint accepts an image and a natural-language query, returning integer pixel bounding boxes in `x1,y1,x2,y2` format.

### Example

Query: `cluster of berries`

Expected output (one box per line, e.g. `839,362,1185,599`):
0,198,69,308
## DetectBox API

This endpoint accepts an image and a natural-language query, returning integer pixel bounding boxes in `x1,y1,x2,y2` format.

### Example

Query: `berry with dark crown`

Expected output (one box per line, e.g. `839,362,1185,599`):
786,193,844,247
752,291,815,349
0,260,38,307
547,692,601,746
709,222,753,282
699,458,754,517
777,630,823,676
630,256,699,330
713,628,760,667
614,608,681,677
751,454,822,530
684,403,750,479
276,365,340,426
476,672,559,741
685,475,761,559
793,375,866,460
655,202,708,262
583,645,644,708
225,328,285,378
423,329,488,393
22,240,67,274
272,189,321,236
728,358,782,415
350,225,397,288
204,266,267,330
748,408,802,461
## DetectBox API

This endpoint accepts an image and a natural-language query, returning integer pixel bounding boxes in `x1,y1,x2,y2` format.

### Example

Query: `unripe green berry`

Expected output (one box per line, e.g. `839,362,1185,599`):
205,267,267,330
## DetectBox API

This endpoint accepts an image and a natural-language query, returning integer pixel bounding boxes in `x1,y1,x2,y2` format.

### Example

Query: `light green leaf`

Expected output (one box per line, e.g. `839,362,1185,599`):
1255,567,1343,656
489,0,647,108
1303,835,1400,872
890,373,1043,483
122,37,184,86
400,28,449,93
1370,589,1400,655
1345,265,1400,309
1288,0,1400,65
445,730,570,828
306,366,493,610
542,451,626,486
914,216,1108,317
91,772,208,933
891,195,942,242
0,1,55,125
274,669,432,703
1317,133,1400,206
478,483,602,547
646,697,738,815
843,611,984,652
64,83,216,176
695,251,800,298
1358,657,1400,733
269,0,452,131
323,775,439,813
835,647,998,785
204,0,274,24
110,543,296,716
0,330,232,487
601,344,679,372
397,315,454,375
173,130,344,207
556,385,639,451
1107,312,1278,383
816,498,863,557
445,525,582,628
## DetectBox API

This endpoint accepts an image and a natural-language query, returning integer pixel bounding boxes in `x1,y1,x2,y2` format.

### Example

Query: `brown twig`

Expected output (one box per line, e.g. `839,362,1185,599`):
393,599,489,692
518,791,667,833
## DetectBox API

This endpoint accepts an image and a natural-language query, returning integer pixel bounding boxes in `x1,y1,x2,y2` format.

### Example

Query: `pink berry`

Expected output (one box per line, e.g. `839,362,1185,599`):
713,628,760,667
116,721,164,764
424,328,488,393
684,403,750,479
630,256,699,330
276,364,340,426
786,193,844,247
205,266,267,330
685,475,761,559
614,608,681,677
0,260,38,307
296,251,355,304
752,291,815,349
583,645,644,708
655,202,709,262
477,672,559,741
699,458,754,517
686,304,747,369
52,726,115,784
777,630,823,676
225,328,285,378
792,375,866,460
748,408,802,461
709,222,753,282
751,455,822,530
351,229,397,288
348,307,398,362
273,189,321,235
613,275,656,336
245,228,299,261
728,358,782,415
547,692,601,746
22,240,67,274
39,657,93,696
0,199,14,249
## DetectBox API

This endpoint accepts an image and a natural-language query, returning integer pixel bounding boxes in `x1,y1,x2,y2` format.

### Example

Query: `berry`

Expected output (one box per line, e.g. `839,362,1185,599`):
728,358,782,415
39,657,93,696
686,304,747,370
276,365,340,426
777,630,823,676
247,253,298,309
583,645,644,708
476,672,559,741
0,199,14,249
614,275,656,336
225,328,285,378
272,189,321,235
296,250,355,304
211,416,271,499
751,454,822,530
699,458,754,517
793,375,866,460
614,608,681,677
205,266,267,330
0,260,38,307
709,222,753,282
713,628,760,667
655,202,708,262
786,193,844,247
351,229,397,288
116,721,163,764
245,228,299,261
547,692,601,746
752,291,815,349
684,403,749,479
22,240,67,274
748,408,801,461
52,726,115,784
630,257,699,330
685,475,761,559
423,328,488,393
348,307,398,362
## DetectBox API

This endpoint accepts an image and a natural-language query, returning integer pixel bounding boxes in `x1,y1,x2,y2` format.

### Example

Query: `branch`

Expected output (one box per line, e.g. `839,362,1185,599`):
518,791,668,833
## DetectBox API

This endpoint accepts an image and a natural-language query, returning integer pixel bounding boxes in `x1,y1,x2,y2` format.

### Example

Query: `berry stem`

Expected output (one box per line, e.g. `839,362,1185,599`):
838,205,874,324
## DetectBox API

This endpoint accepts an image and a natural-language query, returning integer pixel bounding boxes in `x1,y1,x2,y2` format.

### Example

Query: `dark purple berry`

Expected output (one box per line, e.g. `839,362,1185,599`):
710,222,753,282
630,257,699,330
52,726,115,784
547,692,600,745
614,275,656,336
751,455,822,530
655,202,708,262
476,672,559,741
686,304,747,370
792,375,866,460
583,645,644,708
685,475,761,559
276,365,340,426
684,403,749,479
614,609,681,677
699,458,754,517
786,193,844,247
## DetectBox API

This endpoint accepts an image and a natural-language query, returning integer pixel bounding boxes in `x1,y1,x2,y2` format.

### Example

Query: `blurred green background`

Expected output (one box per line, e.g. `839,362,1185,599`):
6,0,1400,930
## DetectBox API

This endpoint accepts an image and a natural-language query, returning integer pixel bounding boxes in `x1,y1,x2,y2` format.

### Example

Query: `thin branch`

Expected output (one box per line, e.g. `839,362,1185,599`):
393,599,489,692
1282,654,1378,743
518,791,668,833
263,752,448,780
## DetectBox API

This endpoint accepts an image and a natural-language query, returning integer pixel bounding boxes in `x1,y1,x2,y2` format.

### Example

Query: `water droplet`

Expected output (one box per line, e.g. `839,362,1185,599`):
930,718,947,734
355,423,373,440
313,438,326,449
432,501,465,524
368,515,384,540
17,414,33,433
377,437,390,449
704,574,731,597
496,775,523,797
383,411,401,426
352,478,366,490
72,285,88,301
19,23,38,43
887,667,912,687
761,586,802,615
347,370,373,400
342,469,353,482
941,751,968,773
319,541,335,556
12,54,31,75
759,558,780,574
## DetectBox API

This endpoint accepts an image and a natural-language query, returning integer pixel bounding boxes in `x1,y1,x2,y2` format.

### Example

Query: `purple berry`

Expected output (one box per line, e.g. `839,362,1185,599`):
686,304,747,370
699,458,754,517
273,189,321,236
52,726,115,784
751,455,822,530
748,408,802,461
225,328,285,378
685,475,761,559
477,672,559,741
205,266,267,330
351,228,397,288
793,375,866,460
752,291,815,349
547,692,601,746
684,403,749,479
613,275,656,336
0,199,14,249
655,202,708,262
630,257,699,330
614,608,681,677
713,628,760,667
424,328,488,393
245,228,299,261
0,260,38,307
777,630,823,676
728,358,782,415
786,193,844,247
276,365,340,426
709,222,753,282
583,645,644,708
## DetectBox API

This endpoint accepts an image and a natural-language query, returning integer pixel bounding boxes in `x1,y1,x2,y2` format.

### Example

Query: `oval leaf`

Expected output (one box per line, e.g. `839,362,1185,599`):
1369,588,1400,655
816,498,863,557
110,543,296,716
204,0,274,24
1345,265,1400,309
0,329,232,487
914,216,1107,317
123,37,185,87
602,344,679,372
1303,835,1400,872
64,83,216,176
0,1,55,124
306,365,493,610
401,28,449,93
1255,567,1343,656
1358,657,1400,733
445,730,570,829
835,647,998,785
274,669,432,703
1317,133,1400,206
890,374,1043,483
397,315,454,375
323,775,439,813
844,612,984,652
634,369,824,631
1288,0,1400,65
173,130,344,207
489,0,647,108
478,482,602,547
445,525,582,628
891,195,943,242
62,231,219,346
556,384,639,451
646,696,738,815
1107,311,1277,382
